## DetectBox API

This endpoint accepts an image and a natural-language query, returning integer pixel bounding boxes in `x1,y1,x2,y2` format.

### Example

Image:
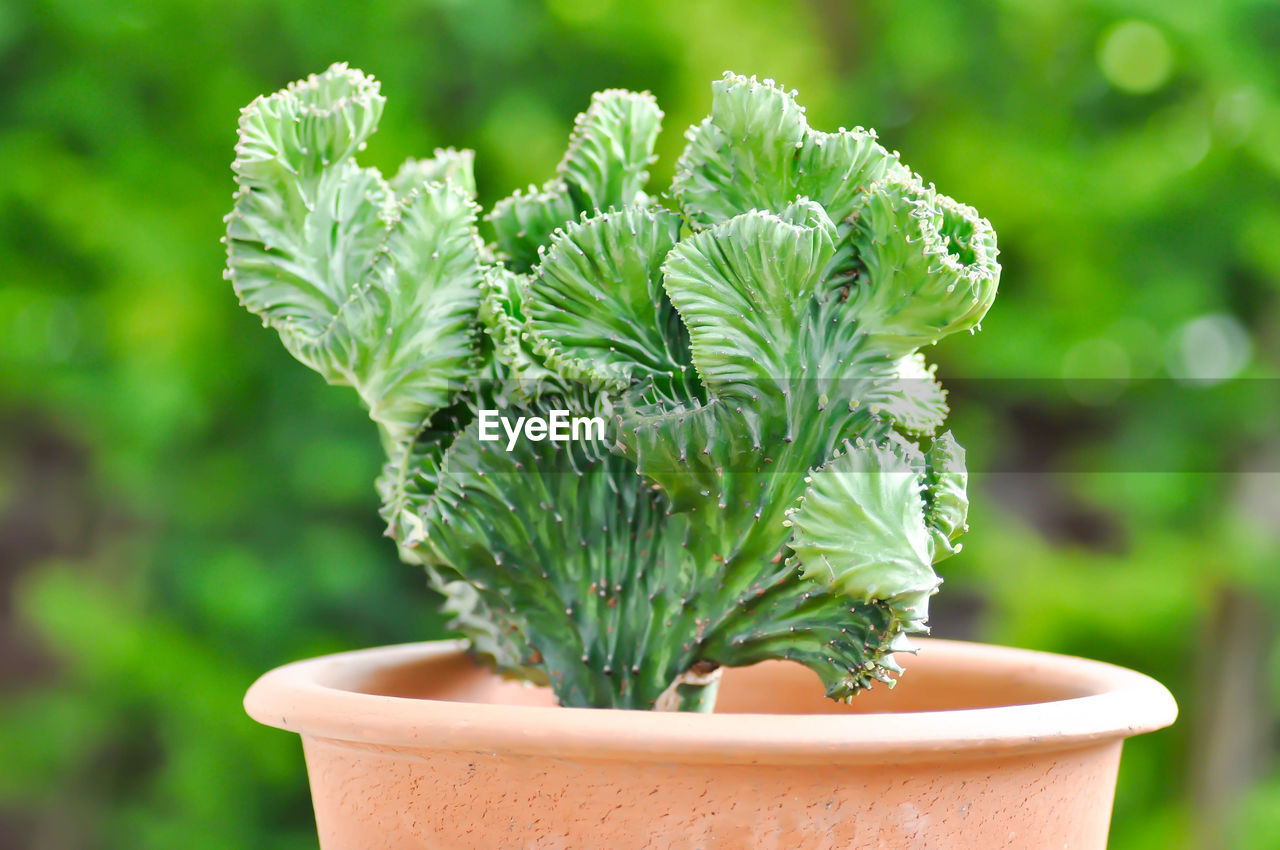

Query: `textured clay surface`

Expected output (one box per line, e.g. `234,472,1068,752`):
302,736,1121,849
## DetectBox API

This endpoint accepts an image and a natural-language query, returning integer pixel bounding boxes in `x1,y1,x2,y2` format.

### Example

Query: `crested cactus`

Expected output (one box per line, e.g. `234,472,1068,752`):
225,65,999,710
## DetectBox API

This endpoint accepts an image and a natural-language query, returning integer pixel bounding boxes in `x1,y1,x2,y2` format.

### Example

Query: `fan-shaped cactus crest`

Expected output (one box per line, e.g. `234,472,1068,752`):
225,65,999,710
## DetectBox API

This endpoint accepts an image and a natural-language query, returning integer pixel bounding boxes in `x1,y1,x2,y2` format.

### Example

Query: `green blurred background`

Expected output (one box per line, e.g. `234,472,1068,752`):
1,0,1277,847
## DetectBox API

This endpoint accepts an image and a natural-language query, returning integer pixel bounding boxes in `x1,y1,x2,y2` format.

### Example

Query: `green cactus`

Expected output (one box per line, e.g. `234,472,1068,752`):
225,65,999,710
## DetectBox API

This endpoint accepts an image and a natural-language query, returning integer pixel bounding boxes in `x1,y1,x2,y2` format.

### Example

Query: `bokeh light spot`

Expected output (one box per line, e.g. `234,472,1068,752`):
1097,20,1173,94
1166,313,1252,384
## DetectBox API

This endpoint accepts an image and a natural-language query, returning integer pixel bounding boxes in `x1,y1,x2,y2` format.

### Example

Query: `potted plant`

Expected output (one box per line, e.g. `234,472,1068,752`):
229,65,1175,848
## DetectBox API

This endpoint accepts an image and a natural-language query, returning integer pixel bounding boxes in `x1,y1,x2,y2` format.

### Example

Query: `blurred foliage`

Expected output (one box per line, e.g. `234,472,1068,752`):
0,0,1277,848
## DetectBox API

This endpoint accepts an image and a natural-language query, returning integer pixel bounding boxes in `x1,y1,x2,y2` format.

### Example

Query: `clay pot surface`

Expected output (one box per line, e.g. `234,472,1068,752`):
245,638,1176,849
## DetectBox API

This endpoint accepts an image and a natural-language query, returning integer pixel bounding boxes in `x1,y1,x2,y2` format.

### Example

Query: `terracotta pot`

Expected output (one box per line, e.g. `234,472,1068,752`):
245,638,1175,849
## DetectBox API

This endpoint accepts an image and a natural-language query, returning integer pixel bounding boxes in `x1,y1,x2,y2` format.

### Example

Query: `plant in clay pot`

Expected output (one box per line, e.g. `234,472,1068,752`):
230,65,1175,848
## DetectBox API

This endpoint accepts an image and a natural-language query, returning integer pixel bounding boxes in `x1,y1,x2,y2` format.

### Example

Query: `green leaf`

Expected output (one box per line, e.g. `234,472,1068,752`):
560,89,663,212
434,578,545,683
233,63,384,182
874,353,949,436
846,173,1000,356
488,182,577,271
227,65,485,443
330,182,485,440
227,63,394,375
524,206,691,394
227,163,392,371
786,439,939,629
401,405,699,708
802,290,949,439
922,431,969,563
619,397,766,513
480,265,561,392
377,395,475,552
661,200,836,403
702,566,908,700
488,90,662,271
390,148,477,199
673,72,901,228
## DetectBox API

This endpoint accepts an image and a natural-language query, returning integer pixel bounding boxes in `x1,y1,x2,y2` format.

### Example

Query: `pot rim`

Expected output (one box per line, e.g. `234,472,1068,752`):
244,638,1177,765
